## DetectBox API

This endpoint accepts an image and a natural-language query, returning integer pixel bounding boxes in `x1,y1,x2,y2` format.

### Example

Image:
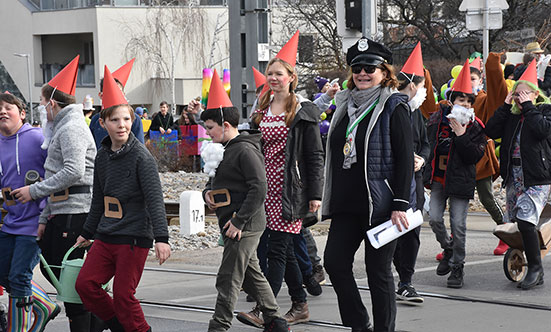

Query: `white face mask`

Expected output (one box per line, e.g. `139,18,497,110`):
447,104,475,125
38,102,54,150
408,87,427,111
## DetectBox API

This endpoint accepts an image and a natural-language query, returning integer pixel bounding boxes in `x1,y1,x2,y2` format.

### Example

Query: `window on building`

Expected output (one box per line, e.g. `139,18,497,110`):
298,34,314,64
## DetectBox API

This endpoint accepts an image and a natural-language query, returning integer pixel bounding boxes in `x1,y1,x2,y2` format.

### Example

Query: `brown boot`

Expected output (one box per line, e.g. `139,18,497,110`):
283,301,309,325
236,305,264,328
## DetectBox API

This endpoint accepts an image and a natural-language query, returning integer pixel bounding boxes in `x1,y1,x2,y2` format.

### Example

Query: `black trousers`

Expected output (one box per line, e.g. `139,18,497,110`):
39,213,88,319
324,214,397,332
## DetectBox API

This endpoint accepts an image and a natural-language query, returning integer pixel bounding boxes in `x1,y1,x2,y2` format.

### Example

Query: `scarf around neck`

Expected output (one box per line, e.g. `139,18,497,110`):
343,85,382,169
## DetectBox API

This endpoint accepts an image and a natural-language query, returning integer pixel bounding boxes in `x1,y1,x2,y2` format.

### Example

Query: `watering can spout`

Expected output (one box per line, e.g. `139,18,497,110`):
39,254,62,292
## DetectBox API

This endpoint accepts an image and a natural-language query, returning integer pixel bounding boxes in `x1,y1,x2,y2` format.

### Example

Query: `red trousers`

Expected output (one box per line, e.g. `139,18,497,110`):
75,240,149,332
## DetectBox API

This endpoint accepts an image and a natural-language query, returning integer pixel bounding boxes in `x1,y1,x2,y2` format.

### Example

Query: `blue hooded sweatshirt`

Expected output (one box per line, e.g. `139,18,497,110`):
0,123,47,236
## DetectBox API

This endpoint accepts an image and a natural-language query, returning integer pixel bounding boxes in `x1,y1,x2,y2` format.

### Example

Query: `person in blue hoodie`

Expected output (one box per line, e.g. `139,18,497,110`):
0,92,60,332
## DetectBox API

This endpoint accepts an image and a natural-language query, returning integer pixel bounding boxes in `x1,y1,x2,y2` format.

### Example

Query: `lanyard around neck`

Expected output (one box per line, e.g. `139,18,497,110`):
346,99,379,137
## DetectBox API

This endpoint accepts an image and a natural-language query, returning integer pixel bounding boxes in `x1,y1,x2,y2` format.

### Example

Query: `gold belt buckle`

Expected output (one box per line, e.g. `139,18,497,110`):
104,196,123,219
1,187,15,206
50,188,69,202
208,189,231,208
439,155,448,171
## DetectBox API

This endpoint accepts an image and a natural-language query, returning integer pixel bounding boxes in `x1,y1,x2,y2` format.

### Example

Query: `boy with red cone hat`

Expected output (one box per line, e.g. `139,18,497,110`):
10,55,98,331
89,58,144,149
201,70,290,332
424,59,487,288
486,60,551,290
74,66,171,332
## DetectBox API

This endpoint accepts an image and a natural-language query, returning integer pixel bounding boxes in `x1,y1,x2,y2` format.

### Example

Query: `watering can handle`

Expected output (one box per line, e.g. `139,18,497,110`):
63,241,93,264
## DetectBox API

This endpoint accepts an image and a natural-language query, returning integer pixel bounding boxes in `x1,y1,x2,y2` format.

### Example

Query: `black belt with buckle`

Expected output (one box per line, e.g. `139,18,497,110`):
50,185,91,202
511,157,521,166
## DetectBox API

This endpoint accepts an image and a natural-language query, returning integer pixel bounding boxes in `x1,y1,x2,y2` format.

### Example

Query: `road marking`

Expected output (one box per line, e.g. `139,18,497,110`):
170,293,219,302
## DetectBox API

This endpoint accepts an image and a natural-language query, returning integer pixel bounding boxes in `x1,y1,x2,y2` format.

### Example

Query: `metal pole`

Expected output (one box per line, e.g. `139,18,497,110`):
26,55,33,123
362,0,368,37
483,0,489,89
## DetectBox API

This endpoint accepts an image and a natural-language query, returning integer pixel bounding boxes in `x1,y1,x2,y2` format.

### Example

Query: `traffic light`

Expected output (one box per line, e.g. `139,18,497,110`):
345,0,362,31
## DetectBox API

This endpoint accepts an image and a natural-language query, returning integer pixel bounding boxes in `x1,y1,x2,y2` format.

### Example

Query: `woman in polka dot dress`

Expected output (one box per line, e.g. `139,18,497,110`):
247,58,324,326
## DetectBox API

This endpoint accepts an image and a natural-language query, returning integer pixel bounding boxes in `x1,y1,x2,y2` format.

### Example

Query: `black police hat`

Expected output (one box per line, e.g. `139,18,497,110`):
346,37,393,67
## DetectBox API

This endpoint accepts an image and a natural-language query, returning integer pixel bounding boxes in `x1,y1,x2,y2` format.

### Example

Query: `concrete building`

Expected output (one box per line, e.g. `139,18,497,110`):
0,0,230,115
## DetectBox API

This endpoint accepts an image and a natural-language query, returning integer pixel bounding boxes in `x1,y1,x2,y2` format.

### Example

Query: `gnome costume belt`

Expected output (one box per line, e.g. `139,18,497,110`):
2,187,16,206
103,196,145,219
49,185,91,202
207,189,247,209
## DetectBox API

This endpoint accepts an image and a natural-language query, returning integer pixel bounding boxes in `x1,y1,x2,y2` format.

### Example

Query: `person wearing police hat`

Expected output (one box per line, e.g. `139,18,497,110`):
322,37,415,332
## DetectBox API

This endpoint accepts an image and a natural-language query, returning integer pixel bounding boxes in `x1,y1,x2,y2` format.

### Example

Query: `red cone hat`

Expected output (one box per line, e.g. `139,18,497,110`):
518,59,538,86
252,66,267,89
207,69,233,109
401,42,424,77
48,55,80,96
101,66,128,109
451,59,473,95
470,57,482,71
112,58,135,88
275,30,299,67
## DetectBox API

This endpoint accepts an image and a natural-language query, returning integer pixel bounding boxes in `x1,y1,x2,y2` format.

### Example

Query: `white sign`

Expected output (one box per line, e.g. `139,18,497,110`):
465,9,503,30
179,191,205,236
459,0,509,11
258,43,270,62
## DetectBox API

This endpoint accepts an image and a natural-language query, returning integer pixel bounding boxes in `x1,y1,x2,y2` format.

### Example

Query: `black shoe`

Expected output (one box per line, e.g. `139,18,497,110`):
396,284,424,303
303,274,322,296
447,264,464,288
518,220,545,290
263,317,291,332
436,249,452,276
351,323,373,332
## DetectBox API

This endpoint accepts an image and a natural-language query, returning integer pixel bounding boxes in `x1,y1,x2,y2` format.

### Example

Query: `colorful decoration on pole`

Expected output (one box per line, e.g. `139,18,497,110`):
222,69,231,96
201,68,213,107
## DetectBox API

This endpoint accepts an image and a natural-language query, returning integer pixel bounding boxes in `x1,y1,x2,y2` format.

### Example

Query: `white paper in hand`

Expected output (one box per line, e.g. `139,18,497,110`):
367,209,424,249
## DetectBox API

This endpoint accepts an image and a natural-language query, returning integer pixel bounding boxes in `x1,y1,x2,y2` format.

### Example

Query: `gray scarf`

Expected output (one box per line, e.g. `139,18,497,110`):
343,86,381,169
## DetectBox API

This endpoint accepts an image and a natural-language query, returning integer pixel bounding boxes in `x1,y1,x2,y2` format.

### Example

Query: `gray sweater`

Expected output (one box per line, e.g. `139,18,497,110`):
29,104,96,223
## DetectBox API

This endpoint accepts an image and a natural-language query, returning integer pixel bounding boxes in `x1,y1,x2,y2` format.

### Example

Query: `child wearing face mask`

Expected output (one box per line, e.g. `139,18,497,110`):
423,60,487,289
392,42,430,303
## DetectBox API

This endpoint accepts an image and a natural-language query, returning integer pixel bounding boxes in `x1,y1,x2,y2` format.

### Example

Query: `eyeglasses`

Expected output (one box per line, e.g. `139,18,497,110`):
351,65,381,74
512,91,535,97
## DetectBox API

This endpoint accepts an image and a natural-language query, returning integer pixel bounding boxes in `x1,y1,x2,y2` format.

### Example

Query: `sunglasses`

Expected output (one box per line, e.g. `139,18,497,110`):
351,65,381,74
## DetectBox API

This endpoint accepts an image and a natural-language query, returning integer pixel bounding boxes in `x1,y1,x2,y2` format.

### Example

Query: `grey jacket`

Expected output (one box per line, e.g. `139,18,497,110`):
30,104,96,223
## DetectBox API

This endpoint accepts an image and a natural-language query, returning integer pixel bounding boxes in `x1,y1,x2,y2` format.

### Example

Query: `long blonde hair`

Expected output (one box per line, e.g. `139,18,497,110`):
252,58,299,127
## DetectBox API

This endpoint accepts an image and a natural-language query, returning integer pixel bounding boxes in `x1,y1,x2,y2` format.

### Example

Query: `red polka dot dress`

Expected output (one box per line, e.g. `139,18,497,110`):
259,109,302,234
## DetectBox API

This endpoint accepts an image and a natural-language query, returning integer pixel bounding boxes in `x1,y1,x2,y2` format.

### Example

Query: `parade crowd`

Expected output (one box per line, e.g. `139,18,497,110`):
1,32,551,332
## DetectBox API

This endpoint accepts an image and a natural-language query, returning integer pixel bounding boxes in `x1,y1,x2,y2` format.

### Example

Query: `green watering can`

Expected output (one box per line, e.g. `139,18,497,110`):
39,246,88,304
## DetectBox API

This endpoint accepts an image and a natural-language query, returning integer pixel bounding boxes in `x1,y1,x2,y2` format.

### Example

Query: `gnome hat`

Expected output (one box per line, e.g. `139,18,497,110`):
112,58,135,88
101,66,128,110
48,55,80,96
470,57,482,71
275,30,299,67
401,42,424,77
252,67,267,89
518,59,538,86
450,59,473,95
207,69,233,109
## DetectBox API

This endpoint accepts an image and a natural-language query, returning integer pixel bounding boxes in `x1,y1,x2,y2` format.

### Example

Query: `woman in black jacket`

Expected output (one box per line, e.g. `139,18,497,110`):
485,74,551,290
322,37,414,332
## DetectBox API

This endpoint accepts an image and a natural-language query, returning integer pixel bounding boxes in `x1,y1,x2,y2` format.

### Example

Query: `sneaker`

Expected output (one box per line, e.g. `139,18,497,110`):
436,249,452,276
447,264,464,288
303,274,322,296
237,306,264,328
396,284,424,303
312,264,326,285
263,317,291,332
493,239,509,255
283,301,309,325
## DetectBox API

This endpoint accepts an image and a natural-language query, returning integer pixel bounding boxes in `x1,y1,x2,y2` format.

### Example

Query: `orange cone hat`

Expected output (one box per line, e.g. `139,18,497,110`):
101,66,128,110
207,69,233,109
450,59,473,95
518,59,538,86
275,30,299,67
401,42,424,77
470,57,482,71
112,58,135,88
252,66,267,89
48,55,80,96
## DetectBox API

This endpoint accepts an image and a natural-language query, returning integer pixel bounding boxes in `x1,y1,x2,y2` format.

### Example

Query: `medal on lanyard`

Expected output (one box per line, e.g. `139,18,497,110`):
343,99,379,156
